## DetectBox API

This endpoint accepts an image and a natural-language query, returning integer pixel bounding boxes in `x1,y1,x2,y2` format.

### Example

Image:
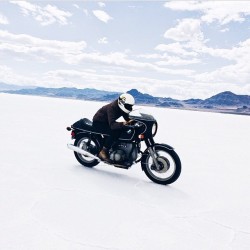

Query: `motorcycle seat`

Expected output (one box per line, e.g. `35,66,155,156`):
71,118,136,140
72,118,93,130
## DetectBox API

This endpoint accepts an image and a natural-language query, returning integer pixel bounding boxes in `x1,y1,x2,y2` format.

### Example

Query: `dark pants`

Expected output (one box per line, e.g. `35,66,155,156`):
92,122,122,149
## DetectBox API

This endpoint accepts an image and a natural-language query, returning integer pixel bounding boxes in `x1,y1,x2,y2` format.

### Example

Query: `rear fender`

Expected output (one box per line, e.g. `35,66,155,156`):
76,132,103,151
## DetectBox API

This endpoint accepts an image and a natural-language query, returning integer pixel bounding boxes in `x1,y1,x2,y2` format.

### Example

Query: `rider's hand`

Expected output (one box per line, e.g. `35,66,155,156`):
123,120,133,125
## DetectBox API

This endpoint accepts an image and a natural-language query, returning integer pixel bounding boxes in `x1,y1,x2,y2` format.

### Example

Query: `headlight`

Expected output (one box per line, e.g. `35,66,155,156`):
152,122,158,137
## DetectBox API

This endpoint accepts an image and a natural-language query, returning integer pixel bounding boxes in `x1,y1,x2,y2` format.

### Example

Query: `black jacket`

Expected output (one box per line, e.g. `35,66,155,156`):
93,99,130,130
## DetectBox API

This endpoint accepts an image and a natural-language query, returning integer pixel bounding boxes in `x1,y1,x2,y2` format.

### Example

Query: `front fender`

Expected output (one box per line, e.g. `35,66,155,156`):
143,143,174,154
154,143,174,150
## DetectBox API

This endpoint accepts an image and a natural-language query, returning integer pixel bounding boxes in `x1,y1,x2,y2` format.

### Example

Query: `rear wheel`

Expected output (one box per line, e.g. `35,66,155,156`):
74,136,100,167
141,145,181,185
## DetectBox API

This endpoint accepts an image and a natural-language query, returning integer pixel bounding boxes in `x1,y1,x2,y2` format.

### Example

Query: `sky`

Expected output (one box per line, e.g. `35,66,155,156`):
0,1,250,99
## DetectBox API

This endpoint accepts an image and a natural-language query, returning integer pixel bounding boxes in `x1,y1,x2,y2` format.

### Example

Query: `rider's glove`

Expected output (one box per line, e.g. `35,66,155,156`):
124,119,133,125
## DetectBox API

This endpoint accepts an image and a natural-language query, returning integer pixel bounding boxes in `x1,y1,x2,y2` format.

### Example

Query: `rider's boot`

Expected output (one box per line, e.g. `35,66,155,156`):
98,147,110,162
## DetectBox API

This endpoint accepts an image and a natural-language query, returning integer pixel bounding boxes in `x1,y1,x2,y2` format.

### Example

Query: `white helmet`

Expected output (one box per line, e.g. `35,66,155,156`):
118,93,135,113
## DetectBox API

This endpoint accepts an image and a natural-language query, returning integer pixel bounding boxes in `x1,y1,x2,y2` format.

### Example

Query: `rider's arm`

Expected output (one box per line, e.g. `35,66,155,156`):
107,109,125,130
122,113,130,122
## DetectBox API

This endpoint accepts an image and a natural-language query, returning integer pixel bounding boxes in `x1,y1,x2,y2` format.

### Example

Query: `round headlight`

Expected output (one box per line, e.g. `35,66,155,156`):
152,122,158,137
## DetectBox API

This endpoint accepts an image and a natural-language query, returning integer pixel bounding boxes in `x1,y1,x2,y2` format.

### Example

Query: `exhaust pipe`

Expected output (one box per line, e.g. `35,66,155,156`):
67,144,100,161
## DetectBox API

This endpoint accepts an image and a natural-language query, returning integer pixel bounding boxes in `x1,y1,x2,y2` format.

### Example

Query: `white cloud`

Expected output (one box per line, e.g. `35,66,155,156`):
0,30,193,76
0,64,41,86
1,62,248,99
11,1,72,26
73,52,195,76
194,62,250,86
83,9,89,16
200,39,250,64
138,52,200,66
44,5,72,25
164,1,200,11
98,2,106,8
155,42,198,57
220,28,229,33
44,68,195,98
128,5,137,9
98,37,108,44
73,4,79,9
45,68,250,99
0,13,9,25
155,12,250,94
163,24,250,85
164,18,204,42
156,56,200,66
0,65,12,79
200,2,250,25
0,30,87,63
164,1,250,25
93,10,113,23
193,38,250,85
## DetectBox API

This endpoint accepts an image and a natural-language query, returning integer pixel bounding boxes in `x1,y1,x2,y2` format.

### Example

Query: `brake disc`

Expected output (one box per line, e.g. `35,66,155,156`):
151,156,170,173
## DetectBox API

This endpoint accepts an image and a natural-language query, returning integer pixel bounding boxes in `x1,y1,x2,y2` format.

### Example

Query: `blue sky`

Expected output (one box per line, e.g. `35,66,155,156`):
0,1,250,99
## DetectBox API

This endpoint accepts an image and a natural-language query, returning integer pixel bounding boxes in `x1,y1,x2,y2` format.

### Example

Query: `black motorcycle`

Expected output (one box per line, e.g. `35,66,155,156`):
66,112,181,185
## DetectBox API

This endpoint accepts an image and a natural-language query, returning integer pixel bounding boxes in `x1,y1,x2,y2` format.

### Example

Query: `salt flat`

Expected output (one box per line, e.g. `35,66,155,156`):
0,93,250,250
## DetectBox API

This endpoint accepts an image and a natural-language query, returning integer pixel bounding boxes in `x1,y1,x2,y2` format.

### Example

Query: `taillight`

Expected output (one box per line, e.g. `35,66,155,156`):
71,131,76,139
138,134,144,140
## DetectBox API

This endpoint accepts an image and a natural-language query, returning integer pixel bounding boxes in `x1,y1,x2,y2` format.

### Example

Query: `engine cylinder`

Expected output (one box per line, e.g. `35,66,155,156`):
110,149,125,162
109,142,138,164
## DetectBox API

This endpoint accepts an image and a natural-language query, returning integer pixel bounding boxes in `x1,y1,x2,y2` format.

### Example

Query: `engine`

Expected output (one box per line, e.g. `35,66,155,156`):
109,142,138,167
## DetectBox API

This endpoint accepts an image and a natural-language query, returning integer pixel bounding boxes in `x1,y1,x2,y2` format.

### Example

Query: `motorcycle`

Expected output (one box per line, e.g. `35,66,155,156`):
66,111,181,185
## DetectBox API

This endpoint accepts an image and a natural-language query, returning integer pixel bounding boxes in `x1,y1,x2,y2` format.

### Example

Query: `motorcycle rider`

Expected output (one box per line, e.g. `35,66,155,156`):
92,93,135,162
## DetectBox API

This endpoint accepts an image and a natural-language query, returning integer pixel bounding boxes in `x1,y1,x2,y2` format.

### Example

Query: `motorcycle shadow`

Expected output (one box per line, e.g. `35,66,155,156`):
74,163,188,199
78,163,147,185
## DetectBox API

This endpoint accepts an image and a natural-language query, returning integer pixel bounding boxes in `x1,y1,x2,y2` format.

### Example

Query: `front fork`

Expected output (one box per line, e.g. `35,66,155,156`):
145,138,161,170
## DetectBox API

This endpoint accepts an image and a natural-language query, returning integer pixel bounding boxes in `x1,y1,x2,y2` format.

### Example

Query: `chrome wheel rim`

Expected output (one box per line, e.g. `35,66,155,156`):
76,137,97,163
146,150,176,181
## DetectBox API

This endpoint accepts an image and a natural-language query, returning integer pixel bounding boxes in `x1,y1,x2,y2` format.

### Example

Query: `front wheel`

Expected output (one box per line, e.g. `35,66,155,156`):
141,145,181,185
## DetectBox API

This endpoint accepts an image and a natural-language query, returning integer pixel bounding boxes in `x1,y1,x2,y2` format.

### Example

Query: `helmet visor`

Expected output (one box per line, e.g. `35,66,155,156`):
124,103,133,112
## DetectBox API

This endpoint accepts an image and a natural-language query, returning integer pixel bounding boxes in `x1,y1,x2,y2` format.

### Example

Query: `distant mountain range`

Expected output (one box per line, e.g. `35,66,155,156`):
0,82,37,91
1,83,250,115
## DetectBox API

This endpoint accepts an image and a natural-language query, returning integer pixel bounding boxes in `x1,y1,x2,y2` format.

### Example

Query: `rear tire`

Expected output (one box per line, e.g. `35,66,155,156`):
74,136,100,167
141,145,181,185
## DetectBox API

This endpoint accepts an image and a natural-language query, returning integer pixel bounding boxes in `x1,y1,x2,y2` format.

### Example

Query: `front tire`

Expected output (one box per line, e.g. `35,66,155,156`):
74,136,100,167
141,145,181,185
